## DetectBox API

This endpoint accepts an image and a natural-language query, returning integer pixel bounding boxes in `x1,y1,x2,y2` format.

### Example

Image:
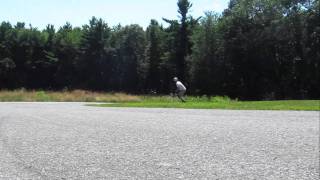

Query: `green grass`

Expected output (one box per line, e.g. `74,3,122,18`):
97,96,320,111
0,90,318,111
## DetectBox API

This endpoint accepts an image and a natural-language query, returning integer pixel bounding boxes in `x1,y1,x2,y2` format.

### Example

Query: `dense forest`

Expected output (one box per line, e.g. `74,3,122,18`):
0,0,319,100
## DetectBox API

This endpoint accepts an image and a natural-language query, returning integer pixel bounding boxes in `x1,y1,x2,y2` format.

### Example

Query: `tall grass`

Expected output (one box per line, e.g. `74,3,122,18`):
0,89,140,102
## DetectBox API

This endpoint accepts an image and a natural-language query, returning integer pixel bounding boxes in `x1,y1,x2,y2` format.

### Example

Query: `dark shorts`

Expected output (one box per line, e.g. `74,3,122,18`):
178,90,186,97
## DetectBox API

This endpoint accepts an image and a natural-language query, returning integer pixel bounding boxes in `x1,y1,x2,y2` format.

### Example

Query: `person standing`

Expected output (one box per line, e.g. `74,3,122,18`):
173,77,186,102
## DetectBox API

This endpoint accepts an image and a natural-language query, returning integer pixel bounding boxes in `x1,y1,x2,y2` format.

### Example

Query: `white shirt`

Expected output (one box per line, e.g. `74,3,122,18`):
176,81,186,91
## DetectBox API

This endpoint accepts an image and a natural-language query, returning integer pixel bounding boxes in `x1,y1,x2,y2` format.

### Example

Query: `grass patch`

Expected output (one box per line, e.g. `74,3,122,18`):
0,90,318,111
97,96,320,111
0,89,140,102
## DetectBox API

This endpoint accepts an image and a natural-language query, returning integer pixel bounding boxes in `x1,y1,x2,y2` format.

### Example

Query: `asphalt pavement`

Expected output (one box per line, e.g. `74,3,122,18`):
0,102,319,179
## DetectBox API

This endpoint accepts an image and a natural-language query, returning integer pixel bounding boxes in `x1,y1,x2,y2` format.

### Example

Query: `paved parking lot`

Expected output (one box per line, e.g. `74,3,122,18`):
0,102,319,179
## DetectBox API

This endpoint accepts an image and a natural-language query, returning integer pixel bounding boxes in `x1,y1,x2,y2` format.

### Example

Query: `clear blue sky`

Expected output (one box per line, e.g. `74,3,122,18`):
0,0,229,30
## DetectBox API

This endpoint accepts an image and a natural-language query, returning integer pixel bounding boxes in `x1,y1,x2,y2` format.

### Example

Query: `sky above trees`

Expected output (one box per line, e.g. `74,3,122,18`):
0,0,229,29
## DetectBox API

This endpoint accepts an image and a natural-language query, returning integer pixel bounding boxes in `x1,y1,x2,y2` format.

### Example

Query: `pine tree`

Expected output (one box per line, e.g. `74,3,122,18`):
145,20,164,93
79,17,111,90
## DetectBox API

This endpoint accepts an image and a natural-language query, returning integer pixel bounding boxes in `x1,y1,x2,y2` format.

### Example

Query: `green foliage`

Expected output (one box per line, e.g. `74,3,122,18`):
163,0,196,82
0,0,319,100
79,17,112,90
111,24,147,92
190,12,223,96
36,91,51,101
145,20,165,92
0,57,15,72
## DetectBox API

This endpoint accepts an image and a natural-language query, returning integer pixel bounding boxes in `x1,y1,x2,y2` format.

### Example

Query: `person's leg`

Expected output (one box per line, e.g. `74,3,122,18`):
178,90,186,102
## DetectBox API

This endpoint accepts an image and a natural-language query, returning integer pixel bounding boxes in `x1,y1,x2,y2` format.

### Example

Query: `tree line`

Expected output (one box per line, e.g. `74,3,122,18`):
0,0,319,100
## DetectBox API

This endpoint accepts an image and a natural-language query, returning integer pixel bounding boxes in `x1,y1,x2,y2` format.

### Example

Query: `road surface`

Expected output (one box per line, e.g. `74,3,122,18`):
0,102,319,179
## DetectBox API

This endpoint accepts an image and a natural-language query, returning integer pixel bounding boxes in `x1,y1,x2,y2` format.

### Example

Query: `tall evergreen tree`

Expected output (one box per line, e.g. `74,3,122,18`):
114,25,146,93
79,17,111,90
163,0,195,83
176,0,193,82
145,20,164,92
191,12,224,96
0,22,15,88
54,23,82,89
